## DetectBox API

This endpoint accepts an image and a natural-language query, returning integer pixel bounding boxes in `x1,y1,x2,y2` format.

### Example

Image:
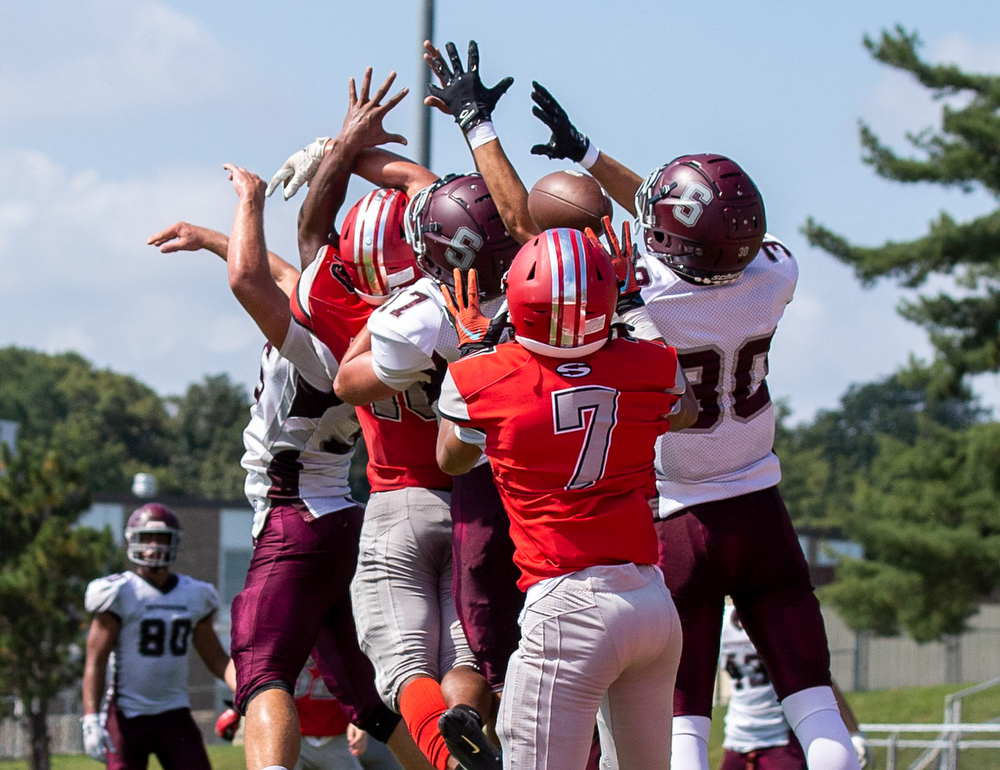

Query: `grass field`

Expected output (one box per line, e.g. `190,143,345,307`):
2,681,998,769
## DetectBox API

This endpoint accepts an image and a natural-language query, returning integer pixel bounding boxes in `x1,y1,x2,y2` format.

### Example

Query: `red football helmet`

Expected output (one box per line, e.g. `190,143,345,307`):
634,154,765,285
505,228,618,359
339,188,419,305
125,503,181,568
404,173,519,299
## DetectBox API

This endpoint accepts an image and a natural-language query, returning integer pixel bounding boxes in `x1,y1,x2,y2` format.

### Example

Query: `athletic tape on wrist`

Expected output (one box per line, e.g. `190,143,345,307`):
467,121,498,149
579,142,600,169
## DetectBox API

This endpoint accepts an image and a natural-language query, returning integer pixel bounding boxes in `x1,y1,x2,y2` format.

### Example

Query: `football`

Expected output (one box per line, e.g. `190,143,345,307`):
527,170,613,234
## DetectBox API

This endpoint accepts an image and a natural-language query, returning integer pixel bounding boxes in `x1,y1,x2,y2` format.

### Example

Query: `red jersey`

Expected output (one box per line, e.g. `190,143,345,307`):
437,337,684,589
293,246,451,493
293,660,350,738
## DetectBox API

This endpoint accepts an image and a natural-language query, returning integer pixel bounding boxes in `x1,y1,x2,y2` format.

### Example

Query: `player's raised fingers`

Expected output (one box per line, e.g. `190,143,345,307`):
445,41,463,74
359,66,373,103
467,40,479,72
372,70,396,104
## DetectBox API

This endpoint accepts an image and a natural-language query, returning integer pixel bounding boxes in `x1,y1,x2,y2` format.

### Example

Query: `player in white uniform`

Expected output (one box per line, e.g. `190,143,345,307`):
720,605,872,770
81,503,230,770
529,87,861,770
145,71,435,770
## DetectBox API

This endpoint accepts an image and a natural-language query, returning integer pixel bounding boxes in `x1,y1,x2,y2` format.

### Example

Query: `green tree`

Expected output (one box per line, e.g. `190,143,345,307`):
160,374,250,500
0,447,120,770
0,347,171,493
820,419,1000,641
804,26,1000,380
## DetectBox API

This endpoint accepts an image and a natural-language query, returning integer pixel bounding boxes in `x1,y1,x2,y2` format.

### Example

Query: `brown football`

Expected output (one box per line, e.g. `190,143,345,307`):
527,170,613,234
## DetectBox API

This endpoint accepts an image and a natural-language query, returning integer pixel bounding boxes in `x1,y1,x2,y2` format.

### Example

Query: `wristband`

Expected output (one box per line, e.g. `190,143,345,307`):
467,121,498,150
579,142,600,170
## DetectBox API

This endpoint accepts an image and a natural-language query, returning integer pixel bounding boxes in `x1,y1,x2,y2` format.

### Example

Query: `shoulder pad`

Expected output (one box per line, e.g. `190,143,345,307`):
85,573,129,615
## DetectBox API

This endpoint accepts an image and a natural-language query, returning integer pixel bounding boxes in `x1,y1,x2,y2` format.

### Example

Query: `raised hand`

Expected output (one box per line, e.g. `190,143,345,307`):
147,221,213,253
339,66,409,150
586,215,644,313
224,163,266,203
441,268,509,356
266,68,408,201
424,40,513,132
265,138,329,200
530,81,590,163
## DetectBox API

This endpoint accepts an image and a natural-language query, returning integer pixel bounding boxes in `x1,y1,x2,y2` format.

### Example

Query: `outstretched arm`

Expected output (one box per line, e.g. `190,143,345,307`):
353,147,438,199
530,82,643,214
225,164,292,348
298,68,410,268
147,221,299,296
423,40,536,243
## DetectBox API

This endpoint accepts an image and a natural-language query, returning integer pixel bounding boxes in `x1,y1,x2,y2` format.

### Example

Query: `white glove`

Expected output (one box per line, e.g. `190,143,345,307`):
851,732,872,769
81,712,114,762
265,137,331,200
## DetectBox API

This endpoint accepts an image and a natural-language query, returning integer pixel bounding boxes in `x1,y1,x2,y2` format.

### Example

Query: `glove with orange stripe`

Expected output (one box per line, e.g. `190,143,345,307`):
586,215,644,314
441,269,509,357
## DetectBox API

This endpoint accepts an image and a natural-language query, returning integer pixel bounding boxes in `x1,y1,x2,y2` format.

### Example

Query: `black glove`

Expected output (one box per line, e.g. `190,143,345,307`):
530,81,590,162
426,41,513,133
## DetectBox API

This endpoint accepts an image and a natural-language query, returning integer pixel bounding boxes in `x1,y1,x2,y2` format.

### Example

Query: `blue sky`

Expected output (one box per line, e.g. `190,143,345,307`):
2,1,999,422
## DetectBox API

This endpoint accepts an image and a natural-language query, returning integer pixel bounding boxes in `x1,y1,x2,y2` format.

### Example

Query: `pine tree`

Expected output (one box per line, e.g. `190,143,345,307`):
804,26,1000,380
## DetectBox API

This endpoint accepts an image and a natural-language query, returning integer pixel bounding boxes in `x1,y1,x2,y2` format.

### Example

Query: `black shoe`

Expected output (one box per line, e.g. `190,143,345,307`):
438,705,502,770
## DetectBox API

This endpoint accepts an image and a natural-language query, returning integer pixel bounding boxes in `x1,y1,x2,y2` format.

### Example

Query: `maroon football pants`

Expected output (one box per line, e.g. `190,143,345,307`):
656,486,833,718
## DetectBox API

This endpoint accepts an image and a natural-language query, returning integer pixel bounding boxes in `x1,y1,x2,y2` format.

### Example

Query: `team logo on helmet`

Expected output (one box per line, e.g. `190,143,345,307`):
404,173,519,300
635,154,765,286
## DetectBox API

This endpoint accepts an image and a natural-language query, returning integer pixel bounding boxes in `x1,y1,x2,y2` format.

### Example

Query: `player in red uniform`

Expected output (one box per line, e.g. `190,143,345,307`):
528,86,862,770
435,227,697,769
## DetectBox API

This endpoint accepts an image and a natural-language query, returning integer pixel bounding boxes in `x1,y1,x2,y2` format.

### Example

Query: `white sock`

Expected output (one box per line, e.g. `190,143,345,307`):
260,766,289,770
670,715,710,770
782,686,860,770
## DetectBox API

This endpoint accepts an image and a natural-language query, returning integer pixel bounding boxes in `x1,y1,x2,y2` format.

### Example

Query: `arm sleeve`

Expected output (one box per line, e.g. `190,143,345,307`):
197,582,222,623
84,575,126,617
369,330,434,390
278,318,337,391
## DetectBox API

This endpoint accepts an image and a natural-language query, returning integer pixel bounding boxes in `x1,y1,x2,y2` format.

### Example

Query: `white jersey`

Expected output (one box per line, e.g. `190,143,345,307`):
366,275,506,389
85,571,220,718
242,319,360,537
637,234,797,515
720,604,790,752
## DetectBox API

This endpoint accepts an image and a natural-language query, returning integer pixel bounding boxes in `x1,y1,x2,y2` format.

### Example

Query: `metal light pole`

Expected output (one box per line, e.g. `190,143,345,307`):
414,0,435,170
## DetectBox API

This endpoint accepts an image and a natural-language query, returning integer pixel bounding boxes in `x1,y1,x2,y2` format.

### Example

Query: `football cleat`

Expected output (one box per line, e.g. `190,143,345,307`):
437,704,501,770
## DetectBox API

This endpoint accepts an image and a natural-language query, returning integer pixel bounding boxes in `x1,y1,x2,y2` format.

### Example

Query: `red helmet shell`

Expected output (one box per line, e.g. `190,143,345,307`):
339,188,419,304
125,503,181,567
404,173,519,299
635,154,765,285
506,228,618,358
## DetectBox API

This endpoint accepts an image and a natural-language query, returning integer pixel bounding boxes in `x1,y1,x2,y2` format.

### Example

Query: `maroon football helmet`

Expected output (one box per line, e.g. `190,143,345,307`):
404,173,519,299
125,503,181,567
506,228,618,359
634,154,765,285
339,188,419,305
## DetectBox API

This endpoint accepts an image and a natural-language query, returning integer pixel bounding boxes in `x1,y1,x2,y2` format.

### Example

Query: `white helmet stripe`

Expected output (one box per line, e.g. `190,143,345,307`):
545,229,587,347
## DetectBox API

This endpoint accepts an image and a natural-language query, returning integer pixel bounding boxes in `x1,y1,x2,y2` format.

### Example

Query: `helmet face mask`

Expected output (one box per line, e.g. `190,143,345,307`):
505,228,618,359
125,503,181,568
404,173,519,300
339,188,419,305
635,154,765,286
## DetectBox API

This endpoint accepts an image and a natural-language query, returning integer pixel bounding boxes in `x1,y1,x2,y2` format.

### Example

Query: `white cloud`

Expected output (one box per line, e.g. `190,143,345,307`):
0,146,291,398
863,32,1000,153
0,0,239,121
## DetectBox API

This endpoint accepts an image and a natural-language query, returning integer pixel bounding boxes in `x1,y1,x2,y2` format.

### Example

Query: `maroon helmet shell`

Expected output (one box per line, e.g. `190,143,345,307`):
339,188,419,305
634,154,765,285
506,228,618,359
124,503,181,567
404,173,519,299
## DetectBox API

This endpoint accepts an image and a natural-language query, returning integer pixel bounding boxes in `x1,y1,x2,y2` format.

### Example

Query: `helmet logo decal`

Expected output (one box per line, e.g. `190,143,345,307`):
673,182,713,227
445,226,483,269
